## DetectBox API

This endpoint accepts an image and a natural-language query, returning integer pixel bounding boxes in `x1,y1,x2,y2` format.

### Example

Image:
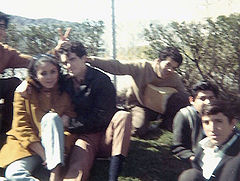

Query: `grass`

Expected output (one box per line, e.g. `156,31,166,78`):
89,128,190,181
0,128,190,181
2,124,239,180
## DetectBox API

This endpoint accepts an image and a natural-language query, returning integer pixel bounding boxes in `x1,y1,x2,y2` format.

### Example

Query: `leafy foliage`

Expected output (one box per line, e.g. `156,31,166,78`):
143,13,240,101
6,20,105,56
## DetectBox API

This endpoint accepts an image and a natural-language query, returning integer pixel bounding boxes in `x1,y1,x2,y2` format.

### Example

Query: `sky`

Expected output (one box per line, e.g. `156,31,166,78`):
1,0,239,22
1,0,239,89
1,0,240,49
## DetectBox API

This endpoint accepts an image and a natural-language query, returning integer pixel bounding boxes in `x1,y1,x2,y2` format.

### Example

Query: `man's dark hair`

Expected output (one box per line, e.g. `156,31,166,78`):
201,100,240,123
60,41,87,58
191,81,219,99
159,47,183,66
0,12,10,28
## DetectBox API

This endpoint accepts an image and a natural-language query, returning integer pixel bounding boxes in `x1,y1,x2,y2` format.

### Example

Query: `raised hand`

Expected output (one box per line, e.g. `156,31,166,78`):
54,28,72,53
57,27,71,41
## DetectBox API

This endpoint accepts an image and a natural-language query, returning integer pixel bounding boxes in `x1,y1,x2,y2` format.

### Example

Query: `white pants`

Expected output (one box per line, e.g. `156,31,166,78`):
5,112,64,180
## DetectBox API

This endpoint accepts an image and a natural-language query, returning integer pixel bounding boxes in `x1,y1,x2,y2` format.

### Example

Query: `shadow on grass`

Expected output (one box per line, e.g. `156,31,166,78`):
0,129,190,181
89,129,190,181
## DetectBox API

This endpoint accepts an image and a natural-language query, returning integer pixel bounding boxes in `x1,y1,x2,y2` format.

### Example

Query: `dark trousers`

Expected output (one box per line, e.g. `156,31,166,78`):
131,92,189,136
219,155,240,181
0,77,21,148
178,168,205,181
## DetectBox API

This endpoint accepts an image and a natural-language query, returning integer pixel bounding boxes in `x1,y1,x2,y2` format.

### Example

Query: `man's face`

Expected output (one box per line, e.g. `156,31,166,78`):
202,113,236,146
190,90,216,113
0,20,6,42
60,52,86,77
156,57,179,78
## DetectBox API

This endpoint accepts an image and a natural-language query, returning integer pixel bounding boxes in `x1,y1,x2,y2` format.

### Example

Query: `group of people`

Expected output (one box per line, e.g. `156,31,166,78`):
0,11,240,181
0,13,131,181
172,81,240,180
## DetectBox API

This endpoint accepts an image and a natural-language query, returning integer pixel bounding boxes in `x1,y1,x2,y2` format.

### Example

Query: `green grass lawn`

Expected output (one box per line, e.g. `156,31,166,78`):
89,129,190,181
89,122,240,181
0,128,190,181
2,124,239,180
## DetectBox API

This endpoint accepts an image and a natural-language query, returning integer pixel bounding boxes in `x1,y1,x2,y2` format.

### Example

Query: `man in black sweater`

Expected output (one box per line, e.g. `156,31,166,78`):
57,41,132,181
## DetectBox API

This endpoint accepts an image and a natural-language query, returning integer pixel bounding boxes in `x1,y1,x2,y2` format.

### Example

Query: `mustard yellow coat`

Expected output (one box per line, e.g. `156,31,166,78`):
0,81,76,168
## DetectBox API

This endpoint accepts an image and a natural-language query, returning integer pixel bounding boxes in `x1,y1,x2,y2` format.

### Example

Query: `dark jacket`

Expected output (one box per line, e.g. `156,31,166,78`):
192,132,240,181
62,66,117,134
172,106,205,160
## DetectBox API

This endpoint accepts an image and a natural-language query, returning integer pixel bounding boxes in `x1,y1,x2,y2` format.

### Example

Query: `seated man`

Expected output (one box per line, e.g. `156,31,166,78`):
0,12,31,73
178,100,240,181
172,81,218,161
55,41,132,181
86,47,189,136
0,12,31,148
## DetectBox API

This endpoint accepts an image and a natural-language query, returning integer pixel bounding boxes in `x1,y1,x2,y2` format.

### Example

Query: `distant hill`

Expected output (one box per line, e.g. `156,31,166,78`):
9,15,75,26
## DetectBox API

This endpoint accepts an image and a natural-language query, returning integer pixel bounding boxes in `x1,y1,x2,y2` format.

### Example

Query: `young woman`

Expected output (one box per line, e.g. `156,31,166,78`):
0,54,76,181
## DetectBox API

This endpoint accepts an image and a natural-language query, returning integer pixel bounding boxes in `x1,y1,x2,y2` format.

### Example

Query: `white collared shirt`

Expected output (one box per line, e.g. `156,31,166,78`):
199,133,239,180
199,138,223,179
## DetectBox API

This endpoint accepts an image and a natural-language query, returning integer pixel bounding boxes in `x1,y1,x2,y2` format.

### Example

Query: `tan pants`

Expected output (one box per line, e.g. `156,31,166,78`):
63,110,132,181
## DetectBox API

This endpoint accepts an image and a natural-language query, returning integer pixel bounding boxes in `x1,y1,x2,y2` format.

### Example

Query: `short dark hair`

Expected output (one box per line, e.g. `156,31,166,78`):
191,81,219,99
28,54,62,89
159,47,183,66
60,41,87,58
201,100,240,123
0,12,10,28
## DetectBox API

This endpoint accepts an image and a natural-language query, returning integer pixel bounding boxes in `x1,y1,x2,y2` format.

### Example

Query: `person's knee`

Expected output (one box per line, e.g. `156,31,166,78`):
131,124,149,137
41,112,61,127
5,164,28,179
117,111,132,126
165,92,190,113
65,165,82,179
178,168,203,181
42,112,59,122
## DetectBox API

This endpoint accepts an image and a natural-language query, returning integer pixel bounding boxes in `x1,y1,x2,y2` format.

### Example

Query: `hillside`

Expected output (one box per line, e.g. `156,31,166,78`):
9,15,74,26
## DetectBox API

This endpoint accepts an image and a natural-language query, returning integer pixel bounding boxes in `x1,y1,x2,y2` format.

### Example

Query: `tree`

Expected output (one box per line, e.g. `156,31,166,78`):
4,19,105,79
6,20,105,56
143,13,240,101
68,20,105,56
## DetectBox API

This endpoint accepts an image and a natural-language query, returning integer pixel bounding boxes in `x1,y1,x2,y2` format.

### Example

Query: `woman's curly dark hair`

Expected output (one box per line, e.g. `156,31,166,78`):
28,54,64,90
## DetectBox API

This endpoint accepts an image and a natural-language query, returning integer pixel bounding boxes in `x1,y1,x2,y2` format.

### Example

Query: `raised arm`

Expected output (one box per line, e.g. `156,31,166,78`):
86,56,144,77
0,42,32,73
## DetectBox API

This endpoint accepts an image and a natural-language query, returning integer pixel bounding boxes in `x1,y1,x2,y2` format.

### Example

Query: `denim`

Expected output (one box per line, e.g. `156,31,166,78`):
5,112,64,180
41,112,64,170
5,155,41,181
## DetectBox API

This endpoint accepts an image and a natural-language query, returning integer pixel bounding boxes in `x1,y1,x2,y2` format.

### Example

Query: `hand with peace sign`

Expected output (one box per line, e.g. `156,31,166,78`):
54,27,72,55
57,27,71,41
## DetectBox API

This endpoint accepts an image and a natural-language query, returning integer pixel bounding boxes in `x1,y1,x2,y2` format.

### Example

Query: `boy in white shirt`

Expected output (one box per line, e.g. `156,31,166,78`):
178,100,240,181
